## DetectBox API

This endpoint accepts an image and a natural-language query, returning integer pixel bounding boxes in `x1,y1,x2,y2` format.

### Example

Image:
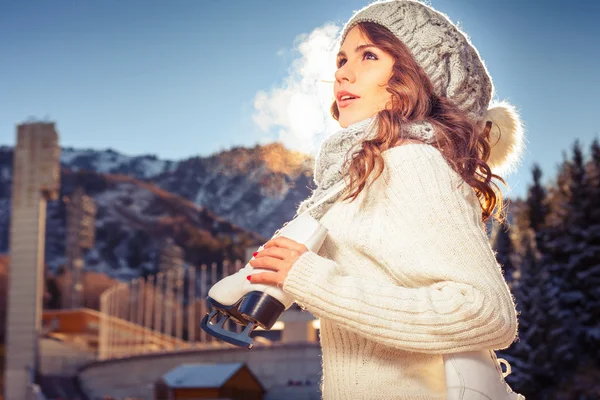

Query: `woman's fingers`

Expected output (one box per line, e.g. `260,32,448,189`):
249,256,280,270
253,247,288,261
247,236,308,288
264,236,308,254
248,271,281,285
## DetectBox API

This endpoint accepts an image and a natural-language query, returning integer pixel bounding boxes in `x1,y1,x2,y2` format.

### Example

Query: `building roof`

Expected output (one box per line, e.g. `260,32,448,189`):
161,362,247,388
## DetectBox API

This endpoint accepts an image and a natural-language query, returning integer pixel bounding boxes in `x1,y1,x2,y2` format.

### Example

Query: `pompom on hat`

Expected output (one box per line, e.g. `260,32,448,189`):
340,0,525,175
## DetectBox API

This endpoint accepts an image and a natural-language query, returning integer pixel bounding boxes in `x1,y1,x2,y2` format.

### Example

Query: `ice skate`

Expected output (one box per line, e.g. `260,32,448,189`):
200,212,329,349
444,350,526,399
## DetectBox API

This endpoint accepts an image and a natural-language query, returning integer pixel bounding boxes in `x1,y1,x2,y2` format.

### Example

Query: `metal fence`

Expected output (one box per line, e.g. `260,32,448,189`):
98,260,249,359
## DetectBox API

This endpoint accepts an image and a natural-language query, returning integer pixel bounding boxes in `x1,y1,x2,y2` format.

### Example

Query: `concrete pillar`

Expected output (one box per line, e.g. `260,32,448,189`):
3,122,60,400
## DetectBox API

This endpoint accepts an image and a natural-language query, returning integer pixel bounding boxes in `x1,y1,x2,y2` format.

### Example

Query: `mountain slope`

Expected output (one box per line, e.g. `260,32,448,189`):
0,142,315,278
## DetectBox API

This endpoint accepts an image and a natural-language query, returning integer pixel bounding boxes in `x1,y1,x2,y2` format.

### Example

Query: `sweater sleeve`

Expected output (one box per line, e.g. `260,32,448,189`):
281,144,519,354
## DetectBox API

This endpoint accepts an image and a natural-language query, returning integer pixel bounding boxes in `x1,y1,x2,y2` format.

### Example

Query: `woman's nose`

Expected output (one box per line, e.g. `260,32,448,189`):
334,62,356,84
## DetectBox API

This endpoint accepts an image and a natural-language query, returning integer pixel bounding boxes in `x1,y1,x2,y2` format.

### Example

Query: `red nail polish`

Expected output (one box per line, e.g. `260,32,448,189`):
247,275,252,281
253,252,258,257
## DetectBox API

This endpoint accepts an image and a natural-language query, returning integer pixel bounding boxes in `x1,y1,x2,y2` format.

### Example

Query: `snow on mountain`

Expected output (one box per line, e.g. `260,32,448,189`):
61,147,178,179
0,142,315,279
152,143,315,238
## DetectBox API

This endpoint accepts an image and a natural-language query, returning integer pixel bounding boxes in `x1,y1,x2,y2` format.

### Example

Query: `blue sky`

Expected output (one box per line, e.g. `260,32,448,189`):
1,0,599,200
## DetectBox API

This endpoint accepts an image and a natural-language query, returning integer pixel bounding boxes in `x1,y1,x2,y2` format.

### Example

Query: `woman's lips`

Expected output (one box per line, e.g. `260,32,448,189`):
338,97,359,108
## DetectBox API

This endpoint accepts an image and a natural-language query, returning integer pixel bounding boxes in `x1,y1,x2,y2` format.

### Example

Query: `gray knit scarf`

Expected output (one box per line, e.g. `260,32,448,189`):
295,116,436,221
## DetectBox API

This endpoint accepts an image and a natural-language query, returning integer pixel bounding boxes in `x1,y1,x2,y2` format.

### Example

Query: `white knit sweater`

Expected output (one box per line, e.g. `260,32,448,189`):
282,143,519,399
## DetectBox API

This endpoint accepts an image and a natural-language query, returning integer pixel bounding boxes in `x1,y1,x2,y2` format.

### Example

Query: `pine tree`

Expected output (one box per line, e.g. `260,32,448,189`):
556,142,593,353
502,236,539,394
492,221,516,284
504,141,600,396
581,138,600,366
538,154,581,375
527,164,549,236
502,163,569,398
538,141,600,393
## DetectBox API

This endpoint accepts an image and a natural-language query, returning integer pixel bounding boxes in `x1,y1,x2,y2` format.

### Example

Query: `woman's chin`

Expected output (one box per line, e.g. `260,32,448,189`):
338,115,358,129
338,113,370,129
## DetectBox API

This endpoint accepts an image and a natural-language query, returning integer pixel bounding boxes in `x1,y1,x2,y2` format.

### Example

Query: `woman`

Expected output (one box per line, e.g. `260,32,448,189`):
248,0,524,398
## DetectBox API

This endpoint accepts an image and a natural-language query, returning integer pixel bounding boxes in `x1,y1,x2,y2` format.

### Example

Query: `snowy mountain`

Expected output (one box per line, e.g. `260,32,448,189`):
0,143,316,279
60,146,179,179
151,143,315,239
55,144,316,238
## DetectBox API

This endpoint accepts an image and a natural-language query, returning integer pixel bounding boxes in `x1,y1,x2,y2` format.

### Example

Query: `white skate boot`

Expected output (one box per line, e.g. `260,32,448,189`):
200,212,329,349
444,350,526,399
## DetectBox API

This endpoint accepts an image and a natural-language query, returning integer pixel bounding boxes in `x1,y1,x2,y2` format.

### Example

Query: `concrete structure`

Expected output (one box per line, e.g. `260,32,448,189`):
279,310,319,344
63,187,96,309
78,342,322,400
3,122,60,400
39,337,96,376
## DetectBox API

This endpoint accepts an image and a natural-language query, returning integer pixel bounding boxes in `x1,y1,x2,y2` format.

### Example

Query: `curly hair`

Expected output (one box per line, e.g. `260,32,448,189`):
331,22,508,224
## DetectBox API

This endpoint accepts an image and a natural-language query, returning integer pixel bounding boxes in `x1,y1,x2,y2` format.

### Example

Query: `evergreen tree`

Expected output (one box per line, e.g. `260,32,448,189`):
527,164,549,237
502,163,568,398
492,221,516,284
538,141,600,393
538,155,581,375
503,141,600,396
555,142,592,354
512,237,568,398
581,138,600,365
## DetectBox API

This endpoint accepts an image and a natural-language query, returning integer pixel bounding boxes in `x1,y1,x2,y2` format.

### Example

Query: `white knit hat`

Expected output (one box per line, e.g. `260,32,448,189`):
341,0,525,174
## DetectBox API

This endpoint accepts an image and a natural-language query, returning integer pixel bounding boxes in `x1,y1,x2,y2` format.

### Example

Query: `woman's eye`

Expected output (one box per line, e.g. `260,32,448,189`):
363,51,378,61
336,51,377,68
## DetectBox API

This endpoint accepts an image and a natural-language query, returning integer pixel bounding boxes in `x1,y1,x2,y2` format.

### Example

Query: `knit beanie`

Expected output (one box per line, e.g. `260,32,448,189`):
341,0,525,174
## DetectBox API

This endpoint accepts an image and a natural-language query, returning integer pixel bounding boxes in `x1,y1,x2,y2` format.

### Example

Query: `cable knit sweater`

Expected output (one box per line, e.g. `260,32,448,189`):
282,143,519,400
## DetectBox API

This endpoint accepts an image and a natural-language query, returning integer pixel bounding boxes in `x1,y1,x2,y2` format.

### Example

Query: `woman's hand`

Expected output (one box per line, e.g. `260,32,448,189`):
248,236,309,288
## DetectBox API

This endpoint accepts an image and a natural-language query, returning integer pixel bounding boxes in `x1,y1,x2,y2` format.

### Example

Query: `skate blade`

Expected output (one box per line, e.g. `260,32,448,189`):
200,309,257,349
206,296,249,326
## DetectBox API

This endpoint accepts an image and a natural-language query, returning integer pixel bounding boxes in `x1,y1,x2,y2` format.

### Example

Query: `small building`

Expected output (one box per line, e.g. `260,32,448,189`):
154,362,265,400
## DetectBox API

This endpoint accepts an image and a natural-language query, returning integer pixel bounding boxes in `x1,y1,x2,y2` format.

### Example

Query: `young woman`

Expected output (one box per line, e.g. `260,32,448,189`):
248,0,524,398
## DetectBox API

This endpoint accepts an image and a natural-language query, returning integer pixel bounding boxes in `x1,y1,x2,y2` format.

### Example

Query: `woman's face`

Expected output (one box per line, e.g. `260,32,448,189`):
334,25,395,128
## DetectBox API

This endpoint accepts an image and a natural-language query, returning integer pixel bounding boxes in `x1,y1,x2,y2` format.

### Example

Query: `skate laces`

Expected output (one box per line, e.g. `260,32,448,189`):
490,350,512,378
492,351,525,398
496,357,511,378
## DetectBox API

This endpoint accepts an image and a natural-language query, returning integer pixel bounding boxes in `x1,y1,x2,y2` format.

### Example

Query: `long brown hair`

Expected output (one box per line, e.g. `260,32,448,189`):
332,22,507,224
